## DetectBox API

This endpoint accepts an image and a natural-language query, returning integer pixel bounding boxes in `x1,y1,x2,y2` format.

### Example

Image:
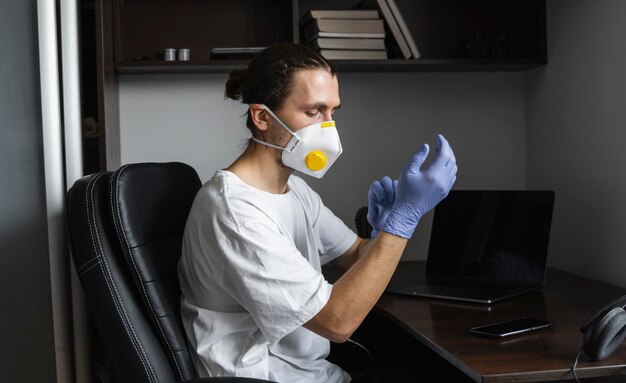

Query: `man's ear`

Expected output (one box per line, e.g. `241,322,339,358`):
249,104,270,132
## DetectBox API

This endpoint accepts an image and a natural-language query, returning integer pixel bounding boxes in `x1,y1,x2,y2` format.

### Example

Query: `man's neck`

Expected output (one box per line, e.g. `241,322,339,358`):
225,143,293,194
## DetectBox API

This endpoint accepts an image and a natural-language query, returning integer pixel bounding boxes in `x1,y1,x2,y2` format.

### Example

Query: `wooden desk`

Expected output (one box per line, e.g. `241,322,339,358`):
371,261,626,382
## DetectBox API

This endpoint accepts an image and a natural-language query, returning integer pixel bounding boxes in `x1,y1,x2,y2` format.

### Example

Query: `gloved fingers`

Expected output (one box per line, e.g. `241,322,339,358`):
367,203,383,226
407,144,430,174
436,134,443,151
446,143,457,169
446,161,458,192
380,176,395,204
441,164,457,195
368,180,384,201
367,181,380,213
449,163,458,177
447,175,457,193
430,135,455,171
367,180,384,223
432,156,457,197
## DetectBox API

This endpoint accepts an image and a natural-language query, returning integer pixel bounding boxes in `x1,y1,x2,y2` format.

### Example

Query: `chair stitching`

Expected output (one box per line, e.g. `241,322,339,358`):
91,172,159,383
87,173,156,383
112,166,185,380
79,258,102,276
78,254,101,274
112,165,185,381
86,172,158,383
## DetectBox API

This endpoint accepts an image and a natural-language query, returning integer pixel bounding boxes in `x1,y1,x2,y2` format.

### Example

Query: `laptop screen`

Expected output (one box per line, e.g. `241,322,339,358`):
426,190,555,286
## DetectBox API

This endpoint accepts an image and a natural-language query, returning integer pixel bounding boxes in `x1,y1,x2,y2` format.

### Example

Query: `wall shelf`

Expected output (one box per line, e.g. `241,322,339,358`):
116,58,547,75
111,0,547,75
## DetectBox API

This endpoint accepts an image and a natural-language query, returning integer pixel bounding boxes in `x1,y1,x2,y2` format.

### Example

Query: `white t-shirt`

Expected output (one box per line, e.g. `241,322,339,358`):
178,170,357,383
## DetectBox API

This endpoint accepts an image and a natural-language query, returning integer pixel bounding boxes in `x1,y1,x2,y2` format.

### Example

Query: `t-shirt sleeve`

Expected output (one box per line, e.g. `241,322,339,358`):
290,176,358,265
315,203,358,265
214,214,332,344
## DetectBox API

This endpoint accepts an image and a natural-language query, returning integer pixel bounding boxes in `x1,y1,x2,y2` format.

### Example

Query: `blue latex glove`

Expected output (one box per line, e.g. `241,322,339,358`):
382,135,458,239
367,176,398,238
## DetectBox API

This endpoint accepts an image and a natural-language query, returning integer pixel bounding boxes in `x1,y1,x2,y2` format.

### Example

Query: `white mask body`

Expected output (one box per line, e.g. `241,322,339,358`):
251,104,343,178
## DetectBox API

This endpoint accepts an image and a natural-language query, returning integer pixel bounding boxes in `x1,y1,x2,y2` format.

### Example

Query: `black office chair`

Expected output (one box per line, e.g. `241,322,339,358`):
66,162,270,383
354,206,372,239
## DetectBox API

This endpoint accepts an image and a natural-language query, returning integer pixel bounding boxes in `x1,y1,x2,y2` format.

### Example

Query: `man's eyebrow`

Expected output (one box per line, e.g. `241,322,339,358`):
302,102,342,110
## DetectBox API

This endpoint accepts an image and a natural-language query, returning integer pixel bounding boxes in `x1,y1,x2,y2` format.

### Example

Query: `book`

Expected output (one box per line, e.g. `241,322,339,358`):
306,18,385,33
308,37,386,51
306,31,386,42
317,49,388,60
301,9,380,25
386,0,420,58
375,0,411,59
304,18,385,42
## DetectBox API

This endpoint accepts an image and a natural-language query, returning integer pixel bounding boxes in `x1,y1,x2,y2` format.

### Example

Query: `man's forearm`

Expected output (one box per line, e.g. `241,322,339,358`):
305,232,407,342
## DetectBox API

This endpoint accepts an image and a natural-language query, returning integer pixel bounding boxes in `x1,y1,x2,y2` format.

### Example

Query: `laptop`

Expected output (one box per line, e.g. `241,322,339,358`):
385,190,555,304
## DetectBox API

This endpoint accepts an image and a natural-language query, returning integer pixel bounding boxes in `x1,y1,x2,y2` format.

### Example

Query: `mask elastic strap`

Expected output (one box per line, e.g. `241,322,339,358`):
250,136,285,150
250,104,301,152
260,104,299,137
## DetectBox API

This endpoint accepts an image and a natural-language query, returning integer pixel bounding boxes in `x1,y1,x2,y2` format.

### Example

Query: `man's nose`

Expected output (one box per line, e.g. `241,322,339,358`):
322,111,334,121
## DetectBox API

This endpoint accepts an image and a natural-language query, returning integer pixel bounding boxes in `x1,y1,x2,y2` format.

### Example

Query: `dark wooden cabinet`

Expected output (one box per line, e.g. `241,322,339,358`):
86,0,546,170
114,0,295,64
110,0,546,74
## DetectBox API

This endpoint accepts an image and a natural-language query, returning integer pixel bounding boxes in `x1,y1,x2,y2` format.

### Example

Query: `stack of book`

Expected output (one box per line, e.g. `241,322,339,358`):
301,9,388,60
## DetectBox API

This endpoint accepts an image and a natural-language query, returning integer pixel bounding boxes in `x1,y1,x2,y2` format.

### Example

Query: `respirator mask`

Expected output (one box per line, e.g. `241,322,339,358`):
251,104,343,178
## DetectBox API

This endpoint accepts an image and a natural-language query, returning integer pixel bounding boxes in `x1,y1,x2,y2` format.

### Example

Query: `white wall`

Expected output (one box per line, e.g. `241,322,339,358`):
119,71,526,260
526,0,626,287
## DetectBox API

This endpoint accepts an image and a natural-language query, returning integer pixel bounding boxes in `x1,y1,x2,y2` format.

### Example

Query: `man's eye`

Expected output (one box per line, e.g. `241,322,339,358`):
306,111,321,118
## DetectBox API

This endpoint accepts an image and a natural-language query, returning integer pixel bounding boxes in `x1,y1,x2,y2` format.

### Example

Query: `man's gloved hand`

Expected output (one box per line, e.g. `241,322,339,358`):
367,176,398,238
382,134,458,239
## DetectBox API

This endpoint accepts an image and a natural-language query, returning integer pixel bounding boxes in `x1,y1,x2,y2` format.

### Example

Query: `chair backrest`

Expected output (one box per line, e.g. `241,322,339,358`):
67,162,202,383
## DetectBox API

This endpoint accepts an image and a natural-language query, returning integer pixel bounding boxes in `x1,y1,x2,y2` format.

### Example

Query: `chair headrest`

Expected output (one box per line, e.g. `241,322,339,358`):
111,162,201,248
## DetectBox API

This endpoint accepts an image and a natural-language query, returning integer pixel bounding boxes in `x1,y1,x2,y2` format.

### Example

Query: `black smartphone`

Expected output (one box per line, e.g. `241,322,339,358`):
469,318,554,338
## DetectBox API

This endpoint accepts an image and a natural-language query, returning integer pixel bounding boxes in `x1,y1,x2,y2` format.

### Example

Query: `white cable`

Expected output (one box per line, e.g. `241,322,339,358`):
571,348,584,383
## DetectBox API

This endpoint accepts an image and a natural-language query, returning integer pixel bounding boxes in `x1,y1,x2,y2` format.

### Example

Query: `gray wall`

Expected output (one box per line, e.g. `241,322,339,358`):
118,72,527,260
115,1,626,285
526,0,626,287
0,0,57,381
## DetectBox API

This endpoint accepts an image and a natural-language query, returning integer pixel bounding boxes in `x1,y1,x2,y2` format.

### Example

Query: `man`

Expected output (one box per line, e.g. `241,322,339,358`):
178,43,457,382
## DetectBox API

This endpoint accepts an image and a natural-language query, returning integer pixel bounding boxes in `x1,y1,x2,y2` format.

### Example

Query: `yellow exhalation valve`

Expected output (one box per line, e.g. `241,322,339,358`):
305,151,327,171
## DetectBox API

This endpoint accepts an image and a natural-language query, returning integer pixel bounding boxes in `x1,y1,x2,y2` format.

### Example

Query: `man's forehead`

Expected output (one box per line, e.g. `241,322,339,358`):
289,69,340,108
